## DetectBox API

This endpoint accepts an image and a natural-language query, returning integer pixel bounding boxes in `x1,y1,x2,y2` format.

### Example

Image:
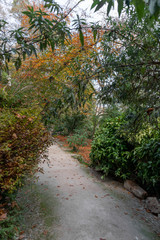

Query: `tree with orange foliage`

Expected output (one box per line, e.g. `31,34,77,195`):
12,27,101,124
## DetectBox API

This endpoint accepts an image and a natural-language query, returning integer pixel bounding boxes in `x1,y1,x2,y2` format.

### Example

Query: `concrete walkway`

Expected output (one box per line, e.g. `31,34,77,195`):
18,142,160,240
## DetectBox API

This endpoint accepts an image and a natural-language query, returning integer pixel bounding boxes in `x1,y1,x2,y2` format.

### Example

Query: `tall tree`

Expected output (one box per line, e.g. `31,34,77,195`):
95,9,160,130
11,29,98,116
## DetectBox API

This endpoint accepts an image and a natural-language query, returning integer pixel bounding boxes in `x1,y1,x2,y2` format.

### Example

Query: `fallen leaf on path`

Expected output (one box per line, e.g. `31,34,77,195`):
65,198,69,200
43,230,48,235
101,194,110,198
11,201,19,209
12,133,18,139
19,234,25,240
95,195,98,198
0,212,7,221
57,186,60,188
56,194,60,196
32,225,37,229
25,191,29,194
0,203,7,208
100,238,106,240
136,208,141,211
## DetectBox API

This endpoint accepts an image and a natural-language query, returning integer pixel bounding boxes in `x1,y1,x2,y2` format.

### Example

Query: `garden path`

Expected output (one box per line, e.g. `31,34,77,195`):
18,142,160,240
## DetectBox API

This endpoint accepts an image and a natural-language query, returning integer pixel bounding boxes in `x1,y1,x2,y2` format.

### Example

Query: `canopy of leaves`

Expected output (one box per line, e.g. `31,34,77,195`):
0,0,70,71
9,29,98,126
96,10,160,119
91,0,160,20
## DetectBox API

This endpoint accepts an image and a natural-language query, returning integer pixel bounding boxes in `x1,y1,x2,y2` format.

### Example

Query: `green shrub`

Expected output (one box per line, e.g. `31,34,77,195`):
90,117,133,180
67,132,88,151
90,115,160,193
0,200,22,240
52,113,87,135
0,108,51,193
133,138,160,188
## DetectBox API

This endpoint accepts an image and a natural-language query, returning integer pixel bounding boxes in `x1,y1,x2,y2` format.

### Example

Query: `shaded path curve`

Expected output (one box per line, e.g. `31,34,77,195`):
18,142,160,240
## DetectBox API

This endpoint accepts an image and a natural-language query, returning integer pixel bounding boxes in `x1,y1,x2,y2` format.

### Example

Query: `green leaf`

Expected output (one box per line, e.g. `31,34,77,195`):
95,0,107,12
91,0,100,9
125,0,130,7
132,0,145,20
107,0,114,16
118,0,124,17
79,29,84,46
149,0,157,14
15,57,21,70
93,29,97,41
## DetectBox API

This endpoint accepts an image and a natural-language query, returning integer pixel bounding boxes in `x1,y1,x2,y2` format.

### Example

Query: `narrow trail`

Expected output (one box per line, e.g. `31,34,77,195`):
17,142,160,240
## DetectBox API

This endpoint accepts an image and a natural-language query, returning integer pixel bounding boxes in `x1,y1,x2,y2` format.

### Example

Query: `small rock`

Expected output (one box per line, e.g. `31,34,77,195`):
124,180,148,199
145,197,160,215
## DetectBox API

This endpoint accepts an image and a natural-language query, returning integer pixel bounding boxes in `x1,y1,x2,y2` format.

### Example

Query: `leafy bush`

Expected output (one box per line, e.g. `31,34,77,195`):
67,132,88,151
90,115,160,193
52,112,95,139
133,138,160,189
0,199,22,240
0,108,51,193
90,117,133,179
52,113,87,135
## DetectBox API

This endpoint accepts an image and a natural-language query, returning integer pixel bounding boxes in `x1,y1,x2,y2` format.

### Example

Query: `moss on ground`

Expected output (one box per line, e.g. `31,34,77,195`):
16,178,59,240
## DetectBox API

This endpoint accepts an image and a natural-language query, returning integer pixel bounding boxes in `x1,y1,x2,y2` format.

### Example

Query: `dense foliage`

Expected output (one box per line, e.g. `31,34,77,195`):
97,11,160,114
133,127,160,189
0,107,51,193
90,117,133,179
91,0,160,19
90,115,160,193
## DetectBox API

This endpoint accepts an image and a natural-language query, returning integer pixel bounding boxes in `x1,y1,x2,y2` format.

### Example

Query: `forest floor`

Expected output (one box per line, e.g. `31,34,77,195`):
16,140,160,240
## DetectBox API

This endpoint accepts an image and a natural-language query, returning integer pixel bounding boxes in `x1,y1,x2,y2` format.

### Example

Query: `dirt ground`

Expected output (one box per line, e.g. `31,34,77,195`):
17,141,160,240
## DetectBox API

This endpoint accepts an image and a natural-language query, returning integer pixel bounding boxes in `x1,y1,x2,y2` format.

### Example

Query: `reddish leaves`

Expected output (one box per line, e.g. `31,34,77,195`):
101,194,110,198
55,135,92,164
0,208,7,221
0,109,51,193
